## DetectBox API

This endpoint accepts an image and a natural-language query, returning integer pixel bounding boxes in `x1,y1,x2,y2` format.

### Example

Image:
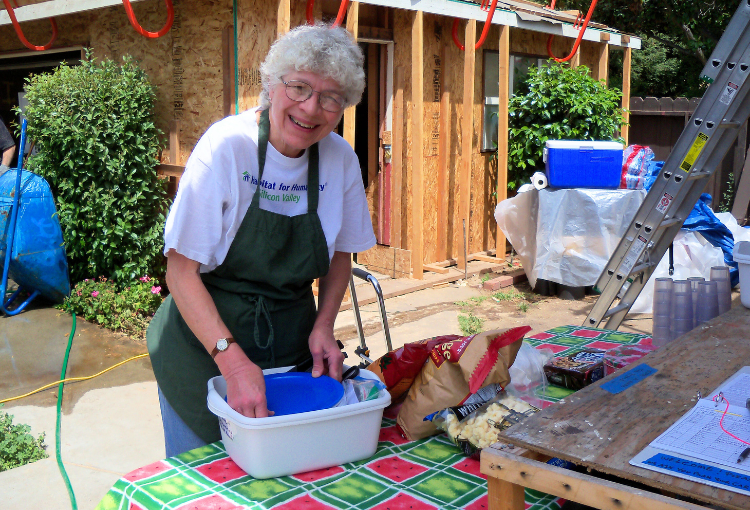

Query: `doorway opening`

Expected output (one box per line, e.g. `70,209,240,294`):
0,47,83,166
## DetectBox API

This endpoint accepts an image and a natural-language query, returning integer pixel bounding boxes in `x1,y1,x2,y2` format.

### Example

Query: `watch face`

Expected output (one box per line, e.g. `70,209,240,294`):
217,338,229,351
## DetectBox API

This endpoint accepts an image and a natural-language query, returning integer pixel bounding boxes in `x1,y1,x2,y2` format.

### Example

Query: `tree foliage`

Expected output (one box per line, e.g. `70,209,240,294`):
561,0,738,97
507,61,624,190
19,53,169,286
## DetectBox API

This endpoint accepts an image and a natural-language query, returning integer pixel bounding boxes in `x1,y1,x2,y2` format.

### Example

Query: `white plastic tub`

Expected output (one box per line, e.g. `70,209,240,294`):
733,241,750,308
207,368,391,479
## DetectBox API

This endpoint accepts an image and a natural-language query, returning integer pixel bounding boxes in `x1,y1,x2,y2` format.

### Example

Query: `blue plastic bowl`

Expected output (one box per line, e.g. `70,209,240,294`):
264,372,344,417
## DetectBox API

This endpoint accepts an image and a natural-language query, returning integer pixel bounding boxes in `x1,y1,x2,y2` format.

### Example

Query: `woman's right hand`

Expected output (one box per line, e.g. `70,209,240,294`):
165,251,271,418
221,345,270,418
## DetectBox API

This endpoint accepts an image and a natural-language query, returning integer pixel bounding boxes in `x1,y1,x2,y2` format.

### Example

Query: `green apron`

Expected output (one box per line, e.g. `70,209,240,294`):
147,109,331,443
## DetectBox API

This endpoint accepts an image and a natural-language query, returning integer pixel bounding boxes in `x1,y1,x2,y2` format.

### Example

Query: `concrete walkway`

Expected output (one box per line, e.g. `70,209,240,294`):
0,268,663,509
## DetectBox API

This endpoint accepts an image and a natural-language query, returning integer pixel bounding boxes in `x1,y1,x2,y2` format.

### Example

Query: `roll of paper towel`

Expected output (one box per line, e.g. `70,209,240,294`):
532,172,548,190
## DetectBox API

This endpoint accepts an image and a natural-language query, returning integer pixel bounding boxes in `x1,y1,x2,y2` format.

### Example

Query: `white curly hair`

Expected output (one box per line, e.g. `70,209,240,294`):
259,23,365,109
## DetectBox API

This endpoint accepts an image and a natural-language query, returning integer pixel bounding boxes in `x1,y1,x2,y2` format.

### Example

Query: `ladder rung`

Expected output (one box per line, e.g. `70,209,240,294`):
631,261,657,275
687,171,711,181
603,302,631,318
719,121,742,129
659,217,682,230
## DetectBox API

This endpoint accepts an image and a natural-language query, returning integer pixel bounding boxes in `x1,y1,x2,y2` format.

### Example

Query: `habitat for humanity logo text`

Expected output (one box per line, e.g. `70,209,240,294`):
242,172,326,204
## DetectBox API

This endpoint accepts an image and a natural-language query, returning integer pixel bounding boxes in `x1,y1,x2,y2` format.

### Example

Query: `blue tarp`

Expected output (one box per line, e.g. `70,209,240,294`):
644,161,740,287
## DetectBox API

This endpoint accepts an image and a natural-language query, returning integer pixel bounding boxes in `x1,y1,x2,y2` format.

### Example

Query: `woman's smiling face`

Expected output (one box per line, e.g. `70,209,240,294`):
267,70,346,158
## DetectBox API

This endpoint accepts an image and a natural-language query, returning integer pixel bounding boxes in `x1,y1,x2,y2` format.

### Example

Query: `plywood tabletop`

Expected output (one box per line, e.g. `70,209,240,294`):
499,305,750,509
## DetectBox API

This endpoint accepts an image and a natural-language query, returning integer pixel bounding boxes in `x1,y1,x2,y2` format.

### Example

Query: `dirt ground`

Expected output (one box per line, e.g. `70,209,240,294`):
334,270,654,364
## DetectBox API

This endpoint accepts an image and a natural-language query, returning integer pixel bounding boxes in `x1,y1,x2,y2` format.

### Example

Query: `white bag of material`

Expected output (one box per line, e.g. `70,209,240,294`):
630,231,726,313
715,212,750,243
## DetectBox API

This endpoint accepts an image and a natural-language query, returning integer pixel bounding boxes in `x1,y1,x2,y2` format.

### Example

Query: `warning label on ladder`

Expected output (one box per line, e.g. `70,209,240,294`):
680,133,709,172
720,82,739,105
621,235,648,275
656,192,674,214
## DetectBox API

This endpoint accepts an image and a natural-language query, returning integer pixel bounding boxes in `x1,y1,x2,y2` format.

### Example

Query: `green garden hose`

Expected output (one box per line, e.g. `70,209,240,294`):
57,312,78,510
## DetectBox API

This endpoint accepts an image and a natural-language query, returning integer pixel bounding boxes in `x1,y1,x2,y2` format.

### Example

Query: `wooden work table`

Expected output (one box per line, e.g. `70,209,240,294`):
481,305,750,510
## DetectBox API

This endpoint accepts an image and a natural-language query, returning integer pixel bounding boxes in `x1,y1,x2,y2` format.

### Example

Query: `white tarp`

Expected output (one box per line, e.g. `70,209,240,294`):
494,187,647,289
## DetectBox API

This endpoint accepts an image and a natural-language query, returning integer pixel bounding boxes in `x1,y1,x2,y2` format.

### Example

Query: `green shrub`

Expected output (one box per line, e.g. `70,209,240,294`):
0,405,48,472
61,276,164,338
19,51,168,285
507,61,625,190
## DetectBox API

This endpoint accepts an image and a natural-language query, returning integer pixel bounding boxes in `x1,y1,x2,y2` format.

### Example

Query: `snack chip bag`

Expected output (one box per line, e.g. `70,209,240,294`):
396,326,531,440
367,335,462,401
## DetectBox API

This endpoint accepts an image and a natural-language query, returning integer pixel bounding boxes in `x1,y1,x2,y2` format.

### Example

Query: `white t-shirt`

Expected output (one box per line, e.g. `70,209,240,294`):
164,108,376,272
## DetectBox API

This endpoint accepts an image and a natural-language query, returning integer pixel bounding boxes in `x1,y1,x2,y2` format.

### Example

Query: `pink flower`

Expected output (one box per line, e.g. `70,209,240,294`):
140,276,150,282
91,291,99,298
84,279,89,282
76,291,82,296
151,286,162,294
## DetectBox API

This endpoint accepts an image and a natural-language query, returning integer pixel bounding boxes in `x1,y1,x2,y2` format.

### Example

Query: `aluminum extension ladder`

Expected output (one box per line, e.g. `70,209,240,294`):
585,0,750,330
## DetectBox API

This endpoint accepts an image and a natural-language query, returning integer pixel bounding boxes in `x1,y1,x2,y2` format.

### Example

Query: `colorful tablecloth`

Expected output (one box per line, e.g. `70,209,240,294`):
96,326,652,510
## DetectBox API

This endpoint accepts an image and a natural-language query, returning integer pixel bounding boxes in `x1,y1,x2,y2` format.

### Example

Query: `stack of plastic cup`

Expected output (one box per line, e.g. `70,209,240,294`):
687,277,705,329
652,278,673,347
696,280,720,325
670,280,693,339
710,266,731,315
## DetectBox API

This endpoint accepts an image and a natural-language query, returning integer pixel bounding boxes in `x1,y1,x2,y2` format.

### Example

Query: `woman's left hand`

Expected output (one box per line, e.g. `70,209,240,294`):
308,325,345,381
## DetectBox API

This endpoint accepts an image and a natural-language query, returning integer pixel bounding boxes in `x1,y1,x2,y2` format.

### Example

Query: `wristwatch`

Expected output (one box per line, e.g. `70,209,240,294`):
211,337,236,359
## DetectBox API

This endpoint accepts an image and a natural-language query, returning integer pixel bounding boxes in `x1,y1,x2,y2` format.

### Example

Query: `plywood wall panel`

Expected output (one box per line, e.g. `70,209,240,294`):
1,0,231,165
236,0,276,113
511,28,571,58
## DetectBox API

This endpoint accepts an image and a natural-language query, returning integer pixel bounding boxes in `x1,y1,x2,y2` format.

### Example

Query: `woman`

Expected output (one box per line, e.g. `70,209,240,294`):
147,24,376,457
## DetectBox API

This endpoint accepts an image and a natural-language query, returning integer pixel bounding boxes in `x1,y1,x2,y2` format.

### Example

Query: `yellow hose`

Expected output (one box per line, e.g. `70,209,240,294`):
0,353,149,404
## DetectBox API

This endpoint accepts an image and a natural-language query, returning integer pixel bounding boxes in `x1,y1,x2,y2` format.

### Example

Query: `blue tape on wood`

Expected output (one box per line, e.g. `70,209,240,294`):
644,453,750,492
600,363,657,394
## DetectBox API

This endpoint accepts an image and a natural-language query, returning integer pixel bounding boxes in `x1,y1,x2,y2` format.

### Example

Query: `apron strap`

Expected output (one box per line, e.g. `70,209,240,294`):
257,109,270,183
242,294,276,366
307,143,319,213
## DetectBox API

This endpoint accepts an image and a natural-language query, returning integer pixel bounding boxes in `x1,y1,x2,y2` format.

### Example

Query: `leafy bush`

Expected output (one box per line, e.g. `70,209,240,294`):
19,52,168,285
61,276,164,338
507,61,625,190
0,405,48,472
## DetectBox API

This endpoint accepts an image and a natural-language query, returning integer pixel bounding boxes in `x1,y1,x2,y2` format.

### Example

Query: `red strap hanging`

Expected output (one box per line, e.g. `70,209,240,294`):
2,0,58,51
546,0,599,63
306,0,350,28
122,0,174,39
451,0,499,51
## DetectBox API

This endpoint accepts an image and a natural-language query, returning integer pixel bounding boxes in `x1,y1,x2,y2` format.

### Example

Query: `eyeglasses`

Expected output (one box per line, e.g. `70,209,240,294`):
281,79,347,113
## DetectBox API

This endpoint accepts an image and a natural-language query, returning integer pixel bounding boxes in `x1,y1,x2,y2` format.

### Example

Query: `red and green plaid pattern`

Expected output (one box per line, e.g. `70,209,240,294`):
96,413,562,510
96,326,651,510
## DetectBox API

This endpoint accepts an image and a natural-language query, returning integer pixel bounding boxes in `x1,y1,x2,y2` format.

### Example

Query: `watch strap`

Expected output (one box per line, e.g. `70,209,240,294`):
210,337,236,359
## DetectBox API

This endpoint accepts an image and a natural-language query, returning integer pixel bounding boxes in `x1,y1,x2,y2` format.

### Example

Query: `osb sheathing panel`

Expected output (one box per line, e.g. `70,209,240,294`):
0,10,90,51
1,0,231,164
91,0,230,164
92,2,176,161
